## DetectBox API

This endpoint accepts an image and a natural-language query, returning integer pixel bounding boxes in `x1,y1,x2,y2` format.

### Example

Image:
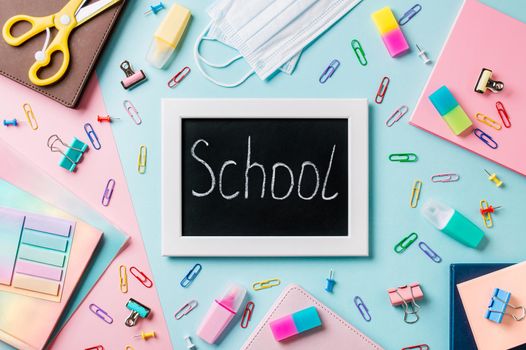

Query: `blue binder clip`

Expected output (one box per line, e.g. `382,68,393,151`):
485,288,526,324
47,134,88,172
125,298,151,327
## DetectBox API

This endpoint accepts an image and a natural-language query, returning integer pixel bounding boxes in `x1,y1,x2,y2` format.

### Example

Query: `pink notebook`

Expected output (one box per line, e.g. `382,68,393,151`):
241,284,383,350
410,0,526,176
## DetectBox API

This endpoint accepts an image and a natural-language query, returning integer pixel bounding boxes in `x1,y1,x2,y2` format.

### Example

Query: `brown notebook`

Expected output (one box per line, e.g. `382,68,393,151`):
0,0,126,108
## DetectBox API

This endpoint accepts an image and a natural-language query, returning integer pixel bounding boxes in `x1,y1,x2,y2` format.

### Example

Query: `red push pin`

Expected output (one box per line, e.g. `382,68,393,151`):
97,115,120,123
480,204,501,215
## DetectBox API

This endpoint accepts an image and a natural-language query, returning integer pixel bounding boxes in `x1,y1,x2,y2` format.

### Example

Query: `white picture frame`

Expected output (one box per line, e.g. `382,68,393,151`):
161,99,368,256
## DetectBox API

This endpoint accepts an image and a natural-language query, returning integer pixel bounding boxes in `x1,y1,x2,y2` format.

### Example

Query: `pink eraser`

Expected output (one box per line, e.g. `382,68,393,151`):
382,28,410,57
121,71,146,90
269,306,322,342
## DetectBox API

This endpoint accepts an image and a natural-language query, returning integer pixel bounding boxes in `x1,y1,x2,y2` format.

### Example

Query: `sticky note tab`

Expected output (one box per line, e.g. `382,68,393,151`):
371,7,399,35
12,273,60,296
18,244,66,267
15,259,63,281
292,306,322,333
22,229,69,251
24,215,71,237
429,85,459,116
0,210,25,285
270,306,322,342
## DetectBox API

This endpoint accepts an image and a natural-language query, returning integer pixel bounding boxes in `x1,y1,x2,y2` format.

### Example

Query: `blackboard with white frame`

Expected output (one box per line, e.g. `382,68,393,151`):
162,99,369,256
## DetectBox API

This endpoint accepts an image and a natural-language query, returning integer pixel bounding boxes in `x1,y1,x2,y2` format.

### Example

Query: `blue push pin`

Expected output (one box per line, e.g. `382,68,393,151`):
144,2,165,15
3,118,18,127
325,269,336,293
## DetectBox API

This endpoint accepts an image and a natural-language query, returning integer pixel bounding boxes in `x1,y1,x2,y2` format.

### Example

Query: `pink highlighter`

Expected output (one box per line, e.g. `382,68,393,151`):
196,284,247,344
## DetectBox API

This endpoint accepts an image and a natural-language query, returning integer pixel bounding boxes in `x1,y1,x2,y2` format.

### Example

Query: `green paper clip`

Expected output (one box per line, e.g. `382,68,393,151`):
389,153,418,162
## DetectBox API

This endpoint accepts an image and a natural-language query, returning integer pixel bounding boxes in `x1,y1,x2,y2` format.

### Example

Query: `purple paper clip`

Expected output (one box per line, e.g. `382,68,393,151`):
354,296,371,322
418,241,442,263
89,303,113,324
102,179,115,207
474,128,498,149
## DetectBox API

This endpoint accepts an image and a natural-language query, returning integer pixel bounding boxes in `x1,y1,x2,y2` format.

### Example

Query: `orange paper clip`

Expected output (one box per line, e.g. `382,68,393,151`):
168,66,191,88
475,113,501,130
241,302,255,328
23,103,38,130
129,266,153,288
119,265,128,293
375,76,390,104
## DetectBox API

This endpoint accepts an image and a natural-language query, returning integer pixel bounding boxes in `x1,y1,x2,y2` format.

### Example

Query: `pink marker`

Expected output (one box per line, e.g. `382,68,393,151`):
196,284,247,344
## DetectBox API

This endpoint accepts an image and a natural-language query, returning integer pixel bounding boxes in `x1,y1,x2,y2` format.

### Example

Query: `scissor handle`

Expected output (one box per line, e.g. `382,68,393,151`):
2,14,53,46
28,30,71,86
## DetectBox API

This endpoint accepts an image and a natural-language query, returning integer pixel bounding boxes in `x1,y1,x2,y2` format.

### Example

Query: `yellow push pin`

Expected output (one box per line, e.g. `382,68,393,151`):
134,331,156,341
484,169,503,188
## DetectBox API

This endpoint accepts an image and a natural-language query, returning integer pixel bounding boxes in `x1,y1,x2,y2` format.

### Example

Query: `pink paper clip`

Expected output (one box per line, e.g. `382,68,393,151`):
102,179,115,207
375,76,390,104
123,100,142,125
402,345,429,350
386,105,409,127
129,266,153,288
241,301,255,328
85,346,104,350
174,300,198,320
431,173,459,183
168,66,191,88
496,101,511,128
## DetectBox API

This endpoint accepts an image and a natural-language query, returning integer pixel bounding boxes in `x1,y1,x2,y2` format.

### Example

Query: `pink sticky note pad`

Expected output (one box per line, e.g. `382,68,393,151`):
382,28,409,57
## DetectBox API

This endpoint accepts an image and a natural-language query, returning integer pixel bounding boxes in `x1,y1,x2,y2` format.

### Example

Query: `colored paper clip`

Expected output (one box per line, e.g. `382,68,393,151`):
89,303,113,324
496,101,511,128
138,145,147,174
351,39,367,66
410,180,422,208
129,266,153,288
480,199,495,228
375,76,390,104
175,300,198,320
253,278,281,291
354,296,372,322
418,241,441,263
319,59,340,84
394,232,418,254
180,263,202,288
398,4,422,26
124,100,142,125
85,346,104,350
402,345,429,350
485,288,526,323
119,265,128,293
389,153,417,162
23,103,38,130
385,105,409,127
475,113,501,130
241,301,255,328
474,128,498,149
431,173,459,183
84,123,101,150
168,66,191,88
102,178,115,207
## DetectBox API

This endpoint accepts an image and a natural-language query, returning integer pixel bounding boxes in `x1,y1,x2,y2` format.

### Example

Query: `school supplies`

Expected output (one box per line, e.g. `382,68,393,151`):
175,300,198,320
101,178,115,207
457,262,526,349
125,298,151,327
145,2,165,15
241,284,382,350
319,60,340,84
351,39,367,66
431,173,459,183
138,145,147,174
23,103,38,130
484,168,503,187
253,279,281,291
421,199,484,248
325,270,336,293
354,296,372,322
47,135,88,172
1,0,122,86
269,306,322,342
485,288,525,323
415,44,431,64
147,3,191,69
428,85,472,136
124,100,142,125
418,241,441,263
120,61,147,90
385,105,409,127
134,331,156,340
398,4,422,26
168,66,191,88
394,232,418,253
184,336,197,350
371,7,409,57
410,0,526,176
475,113,501,130
119,265,128,293
410,180,422,208
97,115,120,123
129,266,153,288
389,153,417,162
2,118,17,126
89,304,113,324
474,128,498,149
480,200,501,229
180,263,202,287
84,123,101,150
475,68,504,94
241,302,255,328
388,283,423,324
496,101,511,128
375,76,390,104
402,345,429,350
197,284,247,344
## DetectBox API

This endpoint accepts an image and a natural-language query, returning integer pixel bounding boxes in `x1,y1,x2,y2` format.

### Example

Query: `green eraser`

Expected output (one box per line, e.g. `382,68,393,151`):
442,105,473,135
442,210,484,248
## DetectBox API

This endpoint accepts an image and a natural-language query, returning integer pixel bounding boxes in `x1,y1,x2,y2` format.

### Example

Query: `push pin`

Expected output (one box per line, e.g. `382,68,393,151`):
485,288,526,323
480,199,501,228
3,118,18,126
134,331,156,341
484,169,503,188
145,2,165,15
125,298,151,327
475,68,504,94
325,269,336,293
416,44,431,64
120,60,147,90
184,335,197,350
97,115,120,123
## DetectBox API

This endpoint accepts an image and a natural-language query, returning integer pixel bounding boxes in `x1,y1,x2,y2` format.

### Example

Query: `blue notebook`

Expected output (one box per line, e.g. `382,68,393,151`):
450,263,526,350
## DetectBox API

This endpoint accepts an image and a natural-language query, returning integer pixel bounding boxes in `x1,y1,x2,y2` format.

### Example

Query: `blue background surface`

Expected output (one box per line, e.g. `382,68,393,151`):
95,0,526,348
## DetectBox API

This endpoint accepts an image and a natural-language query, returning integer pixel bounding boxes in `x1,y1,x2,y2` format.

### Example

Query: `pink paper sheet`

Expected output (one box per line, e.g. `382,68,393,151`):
0,75,172,349
410,0,526,176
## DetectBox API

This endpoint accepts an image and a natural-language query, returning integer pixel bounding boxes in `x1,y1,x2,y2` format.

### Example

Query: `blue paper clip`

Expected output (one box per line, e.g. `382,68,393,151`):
319,59,340,84
474,128,498,149
89,303,113,324
485,288,526,323
180,263,202,288
102,179,115,207
354,296,371,322
84,123,101,150
3,118,18,126
398,4,422,26
418,241,442,263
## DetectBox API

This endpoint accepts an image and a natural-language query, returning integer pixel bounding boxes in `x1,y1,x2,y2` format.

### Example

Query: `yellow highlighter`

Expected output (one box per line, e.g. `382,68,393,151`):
147,3,191,69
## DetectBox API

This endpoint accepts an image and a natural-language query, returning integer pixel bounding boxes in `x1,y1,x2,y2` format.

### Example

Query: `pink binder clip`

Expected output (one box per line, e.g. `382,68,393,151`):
387,282,424,324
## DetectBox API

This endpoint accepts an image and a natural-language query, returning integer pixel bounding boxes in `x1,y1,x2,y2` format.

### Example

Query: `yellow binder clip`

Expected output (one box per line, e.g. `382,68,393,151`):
252,279,281,291
410,180,422,208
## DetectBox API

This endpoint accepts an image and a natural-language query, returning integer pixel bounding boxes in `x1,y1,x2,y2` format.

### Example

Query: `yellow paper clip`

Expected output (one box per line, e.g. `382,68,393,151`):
119,265,128,293
480,200,493,228
252,278,281,291
138,145,147,174
410,180,422,208
475,113,501,131
23,103,38,130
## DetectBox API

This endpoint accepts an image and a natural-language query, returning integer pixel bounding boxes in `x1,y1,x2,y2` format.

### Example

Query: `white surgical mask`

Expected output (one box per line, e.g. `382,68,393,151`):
195,0,363,87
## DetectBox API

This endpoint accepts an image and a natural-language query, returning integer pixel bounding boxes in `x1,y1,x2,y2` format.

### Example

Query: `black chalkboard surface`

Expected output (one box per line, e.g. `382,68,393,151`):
181,118,348,237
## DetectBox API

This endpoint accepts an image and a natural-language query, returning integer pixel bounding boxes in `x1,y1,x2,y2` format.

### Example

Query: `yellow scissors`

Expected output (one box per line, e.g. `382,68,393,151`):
2,0,121,86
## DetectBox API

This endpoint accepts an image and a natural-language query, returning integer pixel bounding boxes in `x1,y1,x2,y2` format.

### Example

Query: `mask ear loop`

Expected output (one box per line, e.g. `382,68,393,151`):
194,23,254,88
197,37,244,68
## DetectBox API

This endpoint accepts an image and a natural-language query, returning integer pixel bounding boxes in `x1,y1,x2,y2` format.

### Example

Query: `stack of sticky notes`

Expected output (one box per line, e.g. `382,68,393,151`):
428,85,473,136
371,7,410,57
